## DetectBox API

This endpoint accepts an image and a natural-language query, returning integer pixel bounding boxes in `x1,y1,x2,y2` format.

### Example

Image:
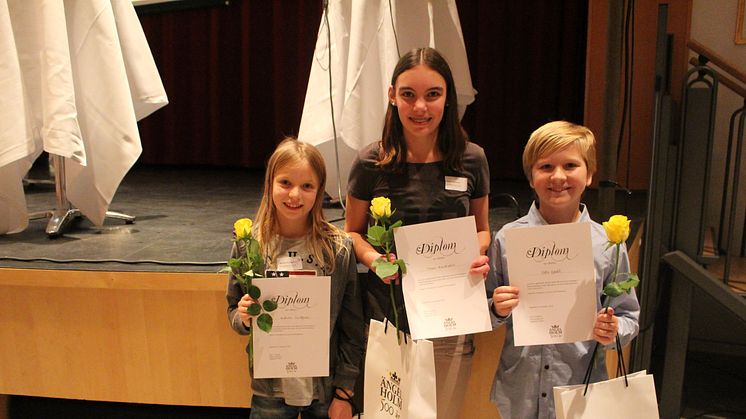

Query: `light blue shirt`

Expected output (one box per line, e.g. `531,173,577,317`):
486,202,640,419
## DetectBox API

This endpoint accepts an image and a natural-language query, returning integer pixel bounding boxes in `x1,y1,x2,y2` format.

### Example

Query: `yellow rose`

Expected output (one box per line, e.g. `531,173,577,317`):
603,215,630,244
234,218,253,240
370,196,392,220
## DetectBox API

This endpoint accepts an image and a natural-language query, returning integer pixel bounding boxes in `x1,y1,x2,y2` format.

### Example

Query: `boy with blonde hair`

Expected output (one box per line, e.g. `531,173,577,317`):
486,121,640,418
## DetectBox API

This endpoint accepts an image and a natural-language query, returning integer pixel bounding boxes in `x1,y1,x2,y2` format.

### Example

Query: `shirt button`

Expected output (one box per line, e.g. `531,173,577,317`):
544,365,549,370
542,392,547,397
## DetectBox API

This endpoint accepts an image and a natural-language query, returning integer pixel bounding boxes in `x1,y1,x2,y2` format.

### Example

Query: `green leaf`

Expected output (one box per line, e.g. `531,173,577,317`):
248,285,261,300
218,266,232,274
251,247,263,262
603,282,624,298
395,258,407,274
253,257,265,273
390,219,403,229
263,299,278,312
234,272,245,283
372,259,399,279
227,258,243,269
237,275,248,291
247,303,262,316
384,227,397,245
257,313,273,333
367,225,386,246
249,239,261,254
618,274,640,292
367,236,381,247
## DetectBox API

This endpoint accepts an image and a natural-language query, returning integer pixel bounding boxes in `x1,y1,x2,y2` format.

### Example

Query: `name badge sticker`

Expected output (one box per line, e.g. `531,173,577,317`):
277,256,303,270
445,176,468,192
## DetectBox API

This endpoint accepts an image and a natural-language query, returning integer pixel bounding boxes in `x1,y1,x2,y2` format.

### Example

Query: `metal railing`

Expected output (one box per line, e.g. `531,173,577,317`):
658,251,746,418
686,40,746,284
648,39,746,419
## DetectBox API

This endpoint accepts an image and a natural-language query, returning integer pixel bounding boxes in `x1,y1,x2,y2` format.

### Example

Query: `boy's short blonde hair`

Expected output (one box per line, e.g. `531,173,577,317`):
522,121,597,182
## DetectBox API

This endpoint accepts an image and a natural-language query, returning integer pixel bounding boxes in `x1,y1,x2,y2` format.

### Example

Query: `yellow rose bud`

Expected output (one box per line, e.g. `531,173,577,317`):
603,215,630,244
234,218,253,240
370,196,392,220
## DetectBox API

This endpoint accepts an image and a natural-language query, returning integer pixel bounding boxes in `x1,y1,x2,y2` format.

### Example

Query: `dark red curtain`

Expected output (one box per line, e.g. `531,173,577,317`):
458,1,588,180
136,0,587,181
137,0,324,167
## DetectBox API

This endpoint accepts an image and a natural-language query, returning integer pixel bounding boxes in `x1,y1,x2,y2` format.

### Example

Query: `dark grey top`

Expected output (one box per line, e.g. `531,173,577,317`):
347,141,490,332
347,141,490,226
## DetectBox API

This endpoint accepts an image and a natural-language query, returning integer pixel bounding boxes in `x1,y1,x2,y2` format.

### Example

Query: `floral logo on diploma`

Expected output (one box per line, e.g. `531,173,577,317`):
285,362,298,374
443,317,457,331
549,324,563,338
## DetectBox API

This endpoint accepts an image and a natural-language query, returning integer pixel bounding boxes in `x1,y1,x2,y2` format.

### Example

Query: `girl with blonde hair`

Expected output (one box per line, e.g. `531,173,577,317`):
227,138,365,419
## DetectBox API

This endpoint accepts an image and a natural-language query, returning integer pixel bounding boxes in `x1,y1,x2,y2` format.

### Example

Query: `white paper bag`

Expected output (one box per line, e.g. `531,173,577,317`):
364,319,437,419
553,370,659,419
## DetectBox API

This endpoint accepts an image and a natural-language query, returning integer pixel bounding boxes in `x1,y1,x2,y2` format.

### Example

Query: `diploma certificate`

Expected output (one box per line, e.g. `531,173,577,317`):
394,216,491,340
504,222,596,346
251,276,330,378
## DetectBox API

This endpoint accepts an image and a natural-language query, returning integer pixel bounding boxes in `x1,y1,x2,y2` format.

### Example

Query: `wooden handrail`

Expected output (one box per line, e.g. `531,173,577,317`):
688,57,746,99
662,250,746,321
688,39,746,89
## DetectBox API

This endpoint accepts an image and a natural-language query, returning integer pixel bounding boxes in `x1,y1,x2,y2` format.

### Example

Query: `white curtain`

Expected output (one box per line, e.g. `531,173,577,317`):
0,0,167,234
297,0,475,200
0,0,29,234
1,0,84,234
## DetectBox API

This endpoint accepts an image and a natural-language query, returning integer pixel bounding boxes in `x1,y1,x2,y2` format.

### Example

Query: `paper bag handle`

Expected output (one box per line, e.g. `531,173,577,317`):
582,335,629,396
383,318,408,344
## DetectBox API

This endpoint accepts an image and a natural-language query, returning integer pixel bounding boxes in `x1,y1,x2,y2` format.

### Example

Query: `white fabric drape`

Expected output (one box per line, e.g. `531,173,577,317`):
0,0,167,234
110,0,168,122
297,0,475,199
1,0,85,234
64,0,167,226
0,0,29,235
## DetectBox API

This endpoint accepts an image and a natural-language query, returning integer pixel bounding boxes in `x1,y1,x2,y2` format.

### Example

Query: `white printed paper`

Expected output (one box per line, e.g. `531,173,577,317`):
394,216,491,340
252,276,330,378
504,223,596,346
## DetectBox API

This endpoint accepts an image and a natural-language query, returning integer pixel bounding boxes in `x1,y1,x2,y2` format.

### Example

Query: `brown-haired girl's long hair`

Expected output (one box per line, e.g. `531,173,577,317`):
253,137,348,273
378,47,468,172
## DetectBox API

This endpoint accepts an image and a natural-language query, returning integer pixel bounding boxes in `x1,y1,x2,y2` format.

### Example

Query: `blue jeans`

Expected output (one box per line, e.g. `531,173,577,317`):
249,395,330,419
